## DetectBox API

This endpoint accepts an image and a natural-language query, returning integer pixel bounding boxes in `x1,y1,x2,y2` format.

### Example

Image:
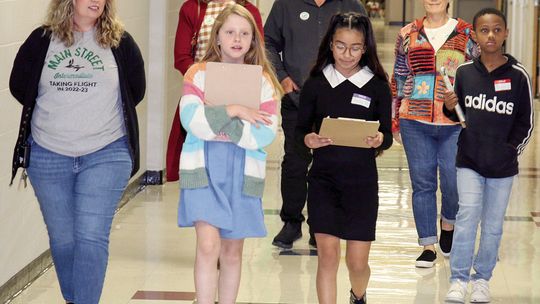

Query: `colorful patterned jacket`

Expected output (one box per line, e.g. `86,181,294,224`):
391,18,479,133
179,62,279,198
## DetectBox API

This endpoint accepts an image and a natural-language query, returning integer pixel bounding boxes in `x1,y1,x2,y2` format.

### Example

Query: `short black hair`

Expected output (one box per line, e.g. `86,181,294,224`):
473,7,507,30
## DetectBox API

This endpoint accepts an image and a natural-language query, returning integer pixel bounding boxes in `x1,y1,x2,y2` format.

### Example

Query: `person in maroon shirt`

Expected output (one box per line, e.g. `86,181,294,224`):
166,0,263,182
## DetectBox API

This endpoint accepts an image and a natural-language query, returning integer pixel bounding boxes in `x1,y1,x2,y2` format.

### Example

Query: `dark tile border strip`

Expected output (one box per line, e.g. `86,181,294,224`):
132,290,195,300
131,290,294,303
518,174,540,179
0,173,146,304
279,249,318,256
265,209,535,223
504,216,534,222
263,209,307,216
263,209,280,215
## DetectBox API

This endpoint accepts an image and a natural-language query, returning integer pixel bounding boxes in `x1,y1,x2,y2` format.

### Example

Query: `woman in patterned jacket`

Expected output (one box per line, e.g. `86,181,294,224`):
391,0,478,268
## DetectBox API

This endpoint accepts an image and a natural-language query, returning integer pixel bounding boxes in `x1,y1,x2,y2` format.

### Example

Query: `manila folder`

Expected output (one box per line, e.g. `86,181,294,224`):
319,117,380,148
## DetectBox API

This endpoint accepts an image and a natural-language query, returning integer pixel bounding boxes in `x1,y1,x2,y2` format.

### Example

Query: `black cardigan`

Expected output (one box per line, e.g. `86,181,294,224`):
9,27,146,184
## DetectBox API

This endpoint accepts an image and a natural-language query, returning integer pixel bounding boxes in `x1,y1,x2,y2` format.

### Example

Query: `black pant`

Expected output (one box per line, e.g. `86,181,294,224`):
280,94,312,223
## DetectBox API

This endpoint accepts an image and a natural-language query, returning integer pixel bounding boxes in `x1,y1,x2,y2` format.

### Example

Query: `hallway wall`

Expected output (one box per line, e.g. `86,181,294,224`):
507,0,536,77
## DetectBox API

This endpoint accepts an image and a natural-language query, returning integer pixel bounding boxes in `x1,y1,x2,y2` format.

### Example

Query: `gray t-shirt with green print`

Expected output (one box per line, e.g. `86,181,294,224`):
32,28,125,157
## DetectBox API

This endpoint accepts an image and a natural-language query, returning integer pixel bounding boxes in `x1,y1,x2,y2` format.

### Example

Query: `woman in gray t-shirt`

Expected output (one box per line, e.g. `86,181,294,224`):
9,0,146,303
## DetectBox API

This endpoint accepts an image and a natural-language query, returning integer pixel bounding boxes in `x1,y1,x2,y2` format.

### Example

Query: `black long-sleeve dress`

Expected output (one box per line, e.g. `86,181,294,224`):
295,65,392,241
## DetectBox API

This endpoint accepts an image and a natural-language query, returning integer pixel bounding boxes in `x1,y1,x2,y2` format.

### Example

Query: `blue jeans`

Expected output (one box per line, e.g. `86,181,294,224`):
450,168,514,282
400,119,460,246
26,136,132,304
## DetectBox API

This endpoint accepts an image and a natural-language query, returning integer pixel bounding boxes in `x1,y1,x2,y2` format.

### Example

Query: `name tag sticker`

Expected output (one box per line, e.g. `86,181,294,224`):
351,93,371,108
494,79,511,92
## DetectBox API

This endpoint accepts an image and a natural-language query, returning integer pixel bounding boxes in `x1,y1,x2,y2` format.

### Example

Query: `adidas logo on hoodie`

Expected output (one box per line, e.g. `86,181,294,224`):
464,94,514,115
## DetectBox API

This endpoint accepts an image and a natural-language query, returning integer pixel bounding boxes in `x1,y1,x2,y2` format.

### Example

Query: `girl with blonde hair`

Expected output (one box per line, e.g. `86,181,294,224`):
177,4,281,304
9,0,145,303
166,0,264,182
201,5,281,93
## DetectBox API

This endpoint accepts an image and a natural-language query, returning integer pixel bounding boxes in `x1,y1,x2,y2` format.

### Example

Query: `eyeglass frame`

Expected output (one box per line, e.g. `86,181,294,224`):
330,41,365,56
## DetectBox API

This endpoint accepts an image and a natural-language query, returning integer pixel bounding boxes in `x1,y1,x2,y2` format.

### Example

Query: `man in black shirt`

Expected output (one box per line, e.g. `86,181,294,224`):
264,0,366,249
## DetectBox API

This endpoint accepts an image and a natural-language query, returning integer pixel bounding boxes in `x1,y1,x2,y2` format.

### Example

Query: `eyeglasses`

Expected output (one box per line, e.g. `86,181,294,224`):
331,41,364,56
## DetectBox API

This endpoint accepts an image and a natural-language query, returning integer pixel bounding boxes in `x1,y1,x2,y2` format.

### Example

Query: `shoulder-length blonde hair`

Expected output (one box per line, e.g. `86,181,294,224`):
43,0,124,48
202,4,283,98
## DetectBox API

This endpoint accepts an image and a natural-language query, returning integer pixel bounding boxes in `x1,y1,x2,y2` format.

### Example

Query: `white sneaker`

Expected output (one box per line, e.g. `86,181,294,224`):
445,280,468,303
470,279,490,303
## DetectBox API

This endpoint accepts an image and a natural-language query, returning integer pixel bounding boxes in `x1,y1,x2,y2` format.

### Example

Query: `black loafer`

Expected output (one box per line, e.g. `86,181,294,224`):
415,249,437,268
439,220,454,257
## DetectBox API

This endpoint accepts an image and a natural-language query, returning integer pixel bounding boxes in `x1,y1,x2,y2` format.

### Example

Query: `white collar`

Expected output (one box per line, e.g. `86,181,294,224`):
323,64,374,89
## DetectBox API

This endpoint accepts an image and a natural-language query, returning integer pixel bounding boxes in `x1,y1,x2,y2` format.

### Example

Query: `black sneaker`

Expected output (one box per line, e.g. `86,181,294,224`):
439,221,453,257
309,232,317,248
350,289,367,304
415,249,437,268
272,222,302,249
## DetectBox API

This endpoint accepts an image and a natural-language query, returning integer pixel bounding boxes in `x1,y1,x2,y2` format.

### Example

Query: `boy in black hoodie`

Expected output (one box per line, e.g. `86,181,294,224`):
443,8,534,304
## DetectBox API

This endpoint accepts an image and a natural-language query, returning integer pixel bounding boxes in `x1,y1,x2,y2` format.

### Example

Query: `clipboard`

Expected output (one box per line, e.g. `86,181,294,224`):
319,117,380,148
204,62,262,109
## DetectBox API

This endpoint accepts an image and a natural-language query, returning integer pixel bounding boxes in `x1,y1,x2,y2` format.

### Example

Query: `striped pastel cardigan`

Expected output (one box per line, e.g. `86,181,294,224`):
179,62,279,198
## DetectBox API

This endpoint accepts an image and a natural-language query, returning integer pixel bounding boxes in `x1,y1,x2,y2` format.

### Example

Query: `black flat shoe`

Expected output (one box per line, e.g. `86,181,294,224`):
415,249,437,268
350,289,367,304
439,219,454,257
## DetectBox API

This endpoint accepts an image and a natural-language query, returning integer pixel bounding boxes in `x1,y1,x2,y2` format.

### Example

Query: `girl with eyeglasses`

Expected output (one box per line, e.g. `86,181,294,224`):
296,12,392,304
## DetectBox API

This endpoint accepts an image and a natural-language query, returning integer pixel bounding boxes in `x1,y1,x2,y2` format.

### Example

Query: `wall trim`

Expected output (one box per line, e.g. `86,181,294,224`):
0,173,146,304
